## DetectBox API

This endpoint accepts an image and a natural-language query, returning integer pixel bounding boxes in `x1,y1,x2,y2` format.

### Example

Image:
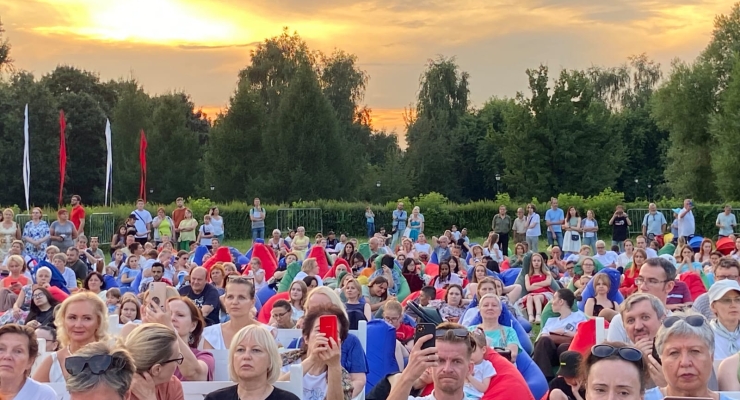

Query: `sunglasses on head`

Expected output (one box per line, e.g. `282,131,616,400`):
435,328,469,338
662,315,706,328
591,344,643,365
65,355,116,376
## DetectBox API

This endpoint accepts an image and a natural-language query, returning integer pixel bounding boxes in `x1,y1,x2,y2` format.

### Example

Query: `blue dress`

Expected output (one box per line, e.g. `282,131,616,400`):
22,220,49,261
409,219,421,242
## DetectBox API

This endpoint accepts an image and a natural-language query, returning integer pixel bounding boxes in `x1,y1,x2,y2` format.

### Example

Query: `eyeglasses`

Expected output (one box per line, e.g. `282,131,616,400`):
716,274,740,281
66,355,120,376
634,277,668,286
662,315,706,328
32,293,45,300
384,316,400,324
272,311,289,319
717,297,740,305
161,353,184,366
591,344,643,371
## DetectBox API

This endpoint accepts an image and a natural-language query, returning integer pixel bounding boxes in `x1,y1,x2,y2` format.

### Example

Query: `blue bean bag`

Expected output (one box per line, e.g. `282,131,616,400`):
499,268,521,287
468,298,533,355
689,236,703,251
103,274,119,289
577,268,624,311
34,261,70,294
228,247,243,262
256,285,276,307
254,293,263,313
517,351,548,400
466,265,498,281
365,320,401,392
193,246,210,266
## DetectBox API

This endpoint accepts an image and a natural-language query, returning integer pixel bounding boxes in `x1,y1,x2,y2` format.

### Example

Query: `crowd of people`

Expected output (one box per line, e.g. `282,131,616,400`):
0,196,737,400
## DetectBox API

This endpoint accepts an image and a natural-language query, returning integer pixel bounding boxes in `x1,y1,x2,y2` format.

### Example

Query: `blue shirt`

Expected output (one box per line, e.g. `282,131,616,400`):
393,210,408,230
545,208,565,233
289,334,368,374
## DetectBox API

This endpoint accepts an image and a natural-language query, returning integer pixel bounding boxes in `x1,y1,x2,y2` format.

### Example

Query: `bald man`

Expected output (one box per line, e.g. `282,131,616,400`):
178,266,221,325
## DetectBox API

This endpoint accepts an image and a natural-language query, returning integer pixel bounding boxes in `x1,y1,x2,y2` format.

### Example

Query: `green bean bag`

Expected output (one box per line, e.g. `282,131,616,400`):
277,262,302,292
514,253,562,300
658,243,675,256
359,243,372,260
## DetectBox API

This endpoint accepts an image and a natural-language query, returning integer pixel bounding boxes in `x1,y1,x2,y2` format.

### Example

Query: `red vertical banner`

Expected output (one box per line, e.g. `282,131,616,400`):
139,129,148,202
58,110,67,206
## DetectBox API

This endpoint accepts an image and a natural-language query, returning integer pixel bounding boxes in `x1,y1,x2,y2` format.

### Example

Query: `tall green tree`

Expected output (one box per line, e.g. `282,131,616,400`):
709,56,740,200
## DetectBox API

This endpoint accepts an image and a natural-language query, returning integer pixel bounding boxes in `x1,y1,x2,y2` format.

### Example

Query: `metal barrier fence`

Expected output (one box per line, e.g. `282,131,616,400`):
626,209,675,236
276,208,323,235
15,214,50,228
87,213,116,245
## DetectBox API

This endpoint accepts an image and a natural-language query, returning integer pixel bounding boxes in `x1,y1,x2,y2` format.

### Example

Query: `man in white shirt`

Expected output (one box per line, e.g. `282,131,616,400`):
716,204,737,238
635,235,658,259
131,199,152,245
593,240,618,268
387,322,473,400
677,198,695,240
532,288,588,381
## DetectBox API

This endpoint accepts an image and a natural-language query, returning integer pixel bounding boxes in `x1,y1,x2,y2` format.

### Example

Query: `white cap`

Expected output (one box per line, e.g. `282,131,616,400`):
708,279,740,303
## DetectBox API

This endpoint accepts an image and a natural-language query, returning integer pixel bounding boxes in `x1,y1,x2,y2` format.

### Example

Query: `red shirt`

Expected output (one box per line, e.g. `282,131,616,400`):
1,276,29,295
396,323,415,342
70,205,85,230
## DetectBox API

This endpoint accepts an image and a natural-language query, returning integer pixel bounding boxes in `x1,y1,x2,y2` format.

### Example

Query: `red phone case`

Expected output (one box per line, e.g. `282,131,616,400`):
319,315,339,345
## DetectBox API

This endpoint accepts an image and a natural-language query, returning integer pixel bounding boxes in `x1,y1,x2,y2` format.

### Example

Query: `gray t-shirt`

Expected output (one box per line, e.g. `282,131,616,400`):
717,212,737,236
250,207,265,229
50,221,74,253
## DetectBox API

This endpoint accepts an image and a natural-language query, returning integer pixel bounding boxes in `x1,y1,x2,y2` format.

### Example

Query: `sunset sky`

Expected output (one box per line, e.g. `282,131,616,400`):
1,0,733,140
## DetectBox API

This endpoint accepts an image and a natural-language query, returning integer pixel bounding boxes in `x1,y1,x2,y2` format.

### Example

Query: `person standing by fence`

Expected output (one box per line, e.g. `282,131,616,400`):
391,202,407,250
641,203,667,247
131,199,152,246
70,195,85,236
492,205,511,256
171,197,186,243
250,198,265,240
365,207,375,238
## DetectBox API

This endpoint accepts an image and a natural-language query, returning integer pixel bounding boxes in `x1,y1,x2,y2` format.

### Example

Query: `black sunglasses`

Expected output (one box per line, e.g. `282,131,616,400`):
662,315,706,329
65,354,115,376
591,344,643,363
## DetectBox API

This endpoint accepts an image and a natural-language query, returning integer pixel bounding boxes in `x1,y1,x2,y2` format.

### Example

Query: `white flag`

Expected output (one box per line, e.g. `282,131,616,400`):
104,119,113,206
22,104,30,212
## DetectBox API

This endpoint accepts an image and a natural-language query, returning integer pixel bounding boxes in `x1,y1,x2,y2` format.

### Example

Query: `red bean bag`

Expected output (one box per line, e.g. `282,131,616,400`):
203,246,232,273
500,258,510,271
424,262,439,277
248,243,278,280
324,258,349,279
257,291,290,324
718,237,735,256
679,272,706,301
401,288,447,306
306,246,331,277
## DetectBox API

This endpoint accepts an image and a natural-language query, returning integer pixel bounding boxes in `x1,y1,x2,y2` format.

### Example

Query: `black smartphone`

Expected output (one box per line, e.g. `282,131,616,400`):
651,339,662,365
414,323,436,350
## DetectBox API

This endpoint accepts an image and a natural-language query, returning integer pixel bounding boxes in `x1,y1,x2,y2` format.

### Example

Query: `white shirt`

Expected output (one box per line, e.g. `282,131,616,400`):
526,214,541,237
594,251,618,267
293,271,324,286
606,313,631,343
539,311,588,339
642,247,658,258
131,209,153,239
617,253,633,269
18,378,56,400
678,208,695,237
415,243,431,255
464,359,496,399
303,370,329,400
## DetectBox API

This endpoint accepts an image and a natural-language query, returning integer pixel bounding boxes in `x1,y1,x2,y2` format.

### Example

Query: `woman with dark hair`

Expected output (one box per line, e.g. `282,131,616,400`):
569,342,647,400
351,253,366,277
340,242,356,263
25,287,60,328
438,283,466,322
303,275,319,289
431,261,463,289
35,325,59,352
110,225,128,257
144,296,214,381
280,304,354,400
402,258,424,293
83,271,108,301
363,276,390,312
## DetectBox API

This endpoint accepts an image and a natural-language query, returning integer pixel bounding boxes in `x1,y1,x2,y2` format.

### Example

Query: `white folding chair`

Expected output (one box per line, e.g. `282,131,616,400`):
349,320,367,352
275,328,302,348
203,349,231,382
274,364,303,398
720,392,740,399
108,314,120,336
32,338,47,375
595,317,606,345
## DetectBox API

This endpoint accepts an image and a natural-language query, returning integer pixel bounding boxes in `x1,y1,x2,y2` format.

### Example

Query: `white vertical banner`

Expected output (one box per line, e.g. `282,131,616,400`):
22,104,30,212
104,119,113,206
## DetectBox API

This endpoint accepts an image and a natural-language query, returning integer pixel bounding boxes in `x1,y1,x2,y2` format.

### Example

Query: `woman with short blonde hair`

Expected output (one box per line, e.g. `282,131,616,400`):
119,323,184,400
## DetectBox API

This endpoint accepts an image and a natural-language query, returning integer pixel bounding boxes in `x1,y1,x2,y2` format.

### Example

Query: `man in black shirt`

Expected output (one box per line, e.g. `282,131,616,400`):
549,351,586,400
609,205,631,252
178,267,221,326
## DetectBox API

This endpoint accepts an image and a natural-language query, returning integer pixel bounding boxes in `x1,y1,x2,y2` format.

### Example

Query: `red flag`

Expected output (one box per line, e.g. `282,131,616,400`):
58,110,67,206
139,129,147,202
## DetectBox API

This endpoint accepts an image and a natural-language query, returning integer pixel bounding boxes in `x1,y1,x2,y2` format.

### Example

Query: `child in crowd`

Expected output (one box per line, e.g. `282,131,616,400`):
119,254,141,290
524,253,553,324
244,257,266,292
464,328,496,400
548,351,585,400
198,215,214,250
106,287,121,315
52,253,77,291
108,249,125,272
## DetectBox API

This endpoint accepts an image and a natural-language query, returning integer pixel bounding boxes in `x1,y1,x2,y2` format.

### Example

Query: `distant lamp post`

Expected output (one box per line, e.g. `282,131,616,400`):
647,183,652,201
210,184,215,191
634,178,639,200
375,181,381,203
149,188,154,194
495,173,501,195
376,181,381,188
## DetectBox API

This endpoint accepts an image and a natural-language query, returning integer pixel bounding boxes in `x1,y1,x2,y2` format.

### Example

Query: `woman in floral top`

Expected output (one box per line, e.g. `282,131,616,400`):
22,207,50,261
435,284,467,323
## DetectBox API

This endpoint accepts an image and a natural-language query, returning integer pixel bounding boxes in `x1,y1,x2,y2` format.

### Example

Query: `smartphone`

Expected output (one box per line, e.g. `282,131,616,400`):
319,315,338,346
148,282,167,311
689,200,694,208
414,323,436,350
651,340,662,365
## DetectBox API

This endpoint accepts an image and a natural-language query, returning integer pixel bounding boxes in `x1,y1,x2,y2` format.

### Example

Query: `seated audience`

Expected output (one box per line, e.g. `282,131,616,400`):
533,288,587,381
270,300,295,329
584,273,619,320
65,342,136,400
25,287,60,328
580,342,647,400
0,324,56,399
548,351,585,400
203,276,271,349
35,325,60,352
467,293,521,362
708,279,740,362
179,267,221,326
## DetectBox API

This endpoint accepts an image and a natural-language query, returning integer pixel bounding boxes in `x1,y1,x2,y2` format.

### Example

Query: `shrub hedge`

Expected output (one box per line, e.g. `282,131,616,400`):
12,190,734,241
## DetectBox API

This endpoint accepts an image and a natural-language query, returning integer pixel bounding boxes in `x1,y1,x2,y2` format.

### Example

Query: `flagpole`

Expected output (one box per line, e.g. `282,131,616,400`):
23,104,30,212
104,119,113,207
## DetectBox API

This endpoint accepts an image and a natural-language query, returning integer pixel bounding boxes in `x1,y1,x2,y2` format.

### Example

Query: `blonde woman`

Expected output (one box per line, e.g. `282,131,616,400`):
33,291,109,383
287,280,307,321
291,227,310,260
0,208,20,261
293,257,324,286
119,323,184,400
204,325,299,400
408,206,424,242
